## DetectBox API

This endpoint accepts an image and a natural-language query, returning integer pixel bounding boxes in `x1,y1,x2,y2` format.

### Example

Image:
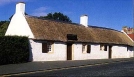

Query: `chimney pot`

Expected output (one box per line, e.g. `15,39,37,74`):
16,2,25,14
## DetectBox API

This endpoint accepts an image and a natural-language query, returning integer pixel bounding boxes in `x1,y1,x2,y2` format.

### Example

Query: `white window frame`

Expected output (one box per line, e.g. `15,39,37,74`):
42,42,54,53
82,44,87,53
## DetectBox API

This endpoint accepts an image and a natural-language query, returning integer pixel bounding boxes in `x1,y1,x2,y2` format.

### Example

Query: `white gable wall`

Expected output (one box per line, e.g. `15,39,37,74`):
5,13,34,38
5,2,34,38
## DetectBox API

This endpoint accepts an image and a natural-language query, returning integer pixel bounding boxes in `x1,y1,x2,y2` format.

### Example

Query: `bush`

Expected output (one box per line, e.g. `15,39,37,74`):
0,36,29,65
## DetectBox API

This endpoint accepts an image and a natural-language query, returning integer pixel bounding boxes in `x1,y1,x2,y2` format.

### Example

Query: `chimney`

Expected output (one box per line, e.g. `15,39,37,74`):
15,2,25,14
80,15,88,27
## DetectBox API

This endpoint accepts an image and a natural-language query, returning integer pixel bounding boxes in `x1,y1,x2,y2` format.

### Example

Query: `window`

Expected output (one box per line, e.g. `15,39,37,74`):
87,45,91,53
82,44,87,53
82,44,91,53
42,42,54,53
100,44,107,51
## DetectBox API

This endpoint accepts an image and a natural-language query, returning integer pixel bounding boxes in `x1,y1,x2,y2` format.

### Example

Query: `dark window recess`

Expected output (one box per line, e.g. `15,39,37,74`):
104,45,107,51
42,43,48,53
67,34,77,40
87,45,91,53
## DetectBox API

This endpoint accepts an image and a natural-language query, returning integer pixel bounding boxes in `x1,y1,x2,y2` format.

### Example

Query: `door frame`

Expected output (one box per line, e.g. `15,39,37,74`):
67,43,73,60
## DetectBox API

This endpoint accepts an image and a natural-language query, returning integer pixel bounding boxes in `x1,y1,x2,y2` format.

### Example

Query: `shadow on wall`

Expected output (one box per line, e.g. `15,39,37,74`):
29,40,33,61
128,46,134,51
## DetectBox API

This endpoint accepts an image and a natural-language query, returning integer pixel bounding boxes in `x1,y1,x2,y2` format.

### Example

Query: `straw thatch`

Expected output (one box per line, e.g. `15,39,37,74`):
25,16,134,46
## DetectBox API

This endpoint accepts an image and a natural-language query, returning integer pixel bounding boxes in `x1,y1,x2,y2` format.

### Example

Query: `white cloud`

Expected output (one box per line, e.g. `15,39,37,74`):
0,0,29,6
31,7,48,17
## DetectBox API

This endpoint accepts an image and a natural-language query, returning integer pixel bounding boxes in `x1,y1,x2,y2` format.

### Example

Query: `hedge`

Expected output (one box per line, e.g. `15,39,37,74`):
0,36,29,65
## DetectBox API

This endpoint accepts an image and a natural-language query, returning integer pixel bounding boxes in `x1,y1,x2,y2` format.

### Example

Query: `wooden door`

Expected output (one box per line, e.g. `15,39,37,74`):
67,43,72,60
109,45,112,59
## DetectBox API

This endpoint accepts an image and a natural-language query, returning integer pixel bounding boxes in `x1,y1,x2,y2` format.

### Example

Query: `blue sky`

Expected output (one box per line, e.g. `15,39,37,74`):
0,0,133,30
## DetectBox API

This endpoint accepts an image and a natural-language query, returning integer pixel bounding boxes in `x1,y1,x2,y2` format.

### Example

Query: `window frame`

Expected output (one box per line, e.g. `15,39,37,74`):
82,44,87,53
82,44,91,54
42,42,54,53
100,44,107,51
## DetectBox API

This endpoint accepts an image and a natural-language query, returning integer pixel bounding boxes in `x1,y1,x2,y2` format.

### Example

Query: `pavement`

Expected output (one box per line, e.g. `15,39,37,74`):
0,58,134,76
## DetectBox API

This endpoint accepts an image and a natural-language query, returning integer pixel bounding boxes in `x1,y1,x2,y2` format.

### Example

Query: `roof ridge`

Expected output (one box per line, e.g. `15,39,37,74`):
88,26,122,33
25,15,122,33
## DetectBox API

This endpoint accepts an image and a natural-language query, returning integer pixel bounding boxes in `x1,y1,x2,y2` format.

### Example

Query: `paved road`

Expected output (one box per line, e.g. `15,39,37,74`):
12,61,134,76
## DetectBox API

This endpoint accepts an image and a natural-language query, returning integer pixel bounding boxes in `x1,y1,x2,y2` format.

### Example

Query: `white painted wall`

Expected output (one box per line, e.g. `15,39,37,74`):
112,45,130,58
29,40,66,61
29,41,133,61
73,43,133,60
73,43,108,60
5,2,34,38
30,41,110,61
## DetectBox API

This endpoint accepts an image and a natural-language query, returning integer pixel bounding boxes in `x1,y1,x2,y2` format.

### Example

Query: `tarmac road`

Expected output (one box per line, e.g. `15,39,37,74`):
11,61,134,76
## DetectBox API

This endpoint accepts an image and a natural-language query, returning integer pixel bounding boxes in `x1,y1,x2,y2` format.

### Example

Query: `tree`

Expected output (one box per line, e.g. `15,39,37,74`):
0,21,9,36
40,12,72,23
0,21,7,26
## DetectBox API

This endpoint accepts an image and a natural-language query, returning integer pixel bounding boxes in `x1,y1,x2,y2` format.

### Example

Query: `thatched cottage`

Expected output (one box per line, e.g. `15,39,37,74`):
5,2,134,61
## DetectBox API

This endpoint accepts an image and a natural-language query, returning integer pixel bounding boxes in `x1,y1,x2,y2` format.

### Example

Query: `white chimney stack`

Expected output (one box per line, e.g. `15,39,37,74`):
15,2,25,14
80,15,88,27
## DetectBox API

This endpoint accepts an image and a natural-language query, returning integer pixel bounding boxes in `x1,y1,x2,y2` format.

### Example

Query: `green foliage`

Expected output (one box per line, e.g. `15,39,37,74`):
0,21,7,26
0,21,9,36
40,12,72,23
0,36,29,65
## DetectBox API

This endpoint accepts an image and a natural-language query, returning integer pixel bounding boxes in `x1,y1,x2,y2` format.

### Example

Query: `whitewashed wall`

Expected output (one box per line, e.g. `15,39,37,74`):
29,40,66,61
29,40,133,61
112,45,130,58
73,43,108,60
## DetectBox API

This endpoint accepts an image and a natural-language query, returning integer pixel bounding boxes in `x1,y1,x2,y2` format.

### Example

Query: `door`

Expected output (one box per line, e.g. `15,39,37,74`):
67,43,72,60
109,45,112,59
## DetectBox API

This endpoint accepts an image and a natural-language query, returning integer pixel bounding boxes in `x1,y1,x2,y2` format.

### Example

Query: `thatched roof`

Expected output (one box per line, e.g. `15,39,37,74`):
25,16,134,46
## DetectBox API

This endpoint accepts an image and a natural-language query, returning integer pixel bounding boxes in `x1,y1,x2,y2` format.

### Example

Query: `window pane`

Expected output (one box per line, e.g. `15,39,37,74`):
48,42,53,52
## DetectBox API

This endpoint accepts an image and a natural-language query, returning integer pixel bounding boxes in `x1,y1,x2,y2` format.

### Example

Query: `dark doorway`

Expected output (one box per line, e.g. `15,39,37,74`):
109,45,112,59
67,43,72,60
